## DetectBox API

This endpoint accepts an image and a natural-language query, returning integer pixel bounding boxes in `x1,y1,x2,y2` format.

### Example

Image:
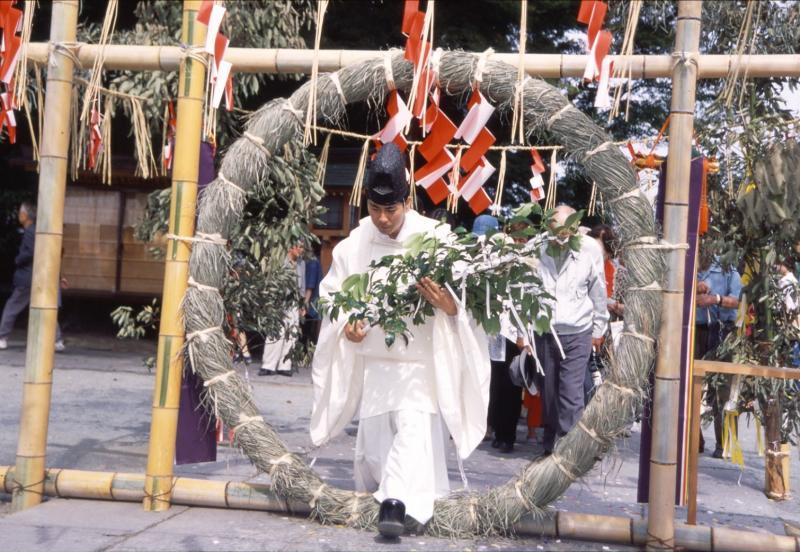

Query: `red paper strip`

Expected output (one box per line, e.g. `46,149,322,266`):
593,30,613,72
577,0,596,24
460,128,496,173
404,11,426,63
418,107,457,162
587,1,608,46
196,0,214,24
401,0,420,35
415,148,454,188
531,148,545,174
468,189,492,214
423,177,450,205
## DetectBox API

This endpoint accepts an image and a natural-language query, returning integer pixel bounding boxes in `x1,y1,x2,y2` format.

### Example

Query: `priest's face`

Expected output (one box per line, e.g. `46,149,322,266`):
367,198,411,239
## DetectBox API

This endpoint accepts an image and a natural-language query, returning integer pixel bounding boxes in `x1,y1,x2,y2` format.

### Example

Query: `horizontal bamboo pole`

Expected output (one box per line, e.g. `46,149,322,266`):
1,466,797,551
23,43,800,79
695,360,800,379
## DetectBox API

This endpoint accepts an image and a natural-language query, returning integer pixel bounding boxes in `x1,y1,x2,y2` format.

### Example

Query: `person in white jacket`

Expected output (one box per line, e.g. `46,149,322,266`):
309,144,490,537
535,205,609,455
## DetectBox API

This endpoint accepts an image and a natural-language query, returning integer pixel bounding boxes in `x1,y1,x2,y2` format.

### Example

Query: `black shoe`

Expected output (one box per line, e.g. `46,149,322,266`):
277,370,293,377
258,368,276,376
378,498,405,539
498,442,514,454
712,447,724,459
491,438,501,449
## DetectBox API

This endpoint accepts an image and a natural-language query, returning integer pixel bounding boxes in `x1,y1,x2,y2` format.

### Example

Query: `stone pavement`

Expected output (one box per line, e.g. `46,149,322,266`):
1,330,799,550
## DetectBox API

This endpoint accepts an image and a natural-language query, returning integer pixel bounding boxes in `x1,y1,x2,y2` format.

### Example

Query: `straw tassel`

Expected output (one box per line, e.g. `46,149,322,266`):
316,132,332,186
545,148,558,210
510,0,527,144
79,0,118,126
130,96,157,179
303,0,329,146
492,149,507,212
408,142,418,210
348,139,370,207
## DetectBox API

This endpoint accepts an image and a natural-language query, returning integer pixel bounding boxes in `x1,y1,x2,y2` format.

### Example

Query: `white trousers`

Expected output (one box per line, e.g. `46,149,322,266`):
261,309,297,372
354,409,449,525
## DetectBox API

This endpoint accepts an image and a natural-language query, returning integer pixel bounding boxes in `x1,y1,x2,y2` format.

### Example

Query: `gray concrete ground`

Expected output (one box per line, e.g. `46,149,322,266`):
1,330,799,551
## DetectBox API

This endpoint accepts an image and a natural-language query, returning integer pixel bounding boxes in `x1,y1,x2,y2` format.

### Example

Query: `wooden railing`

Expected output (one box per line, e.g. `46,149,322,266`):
686,360,800,524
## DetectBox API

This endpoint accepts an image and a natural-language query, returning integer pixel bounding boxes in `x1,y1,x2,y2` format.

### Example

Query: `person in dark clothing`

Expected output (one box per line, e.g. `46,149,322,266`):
302,242,324,346
0,202,64,351
695,254,742,458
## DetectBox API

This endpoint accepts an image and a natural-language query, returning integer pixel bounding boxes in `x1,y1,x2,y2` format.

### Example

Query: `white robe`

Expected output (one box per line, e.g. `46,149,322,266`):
310,211,491,523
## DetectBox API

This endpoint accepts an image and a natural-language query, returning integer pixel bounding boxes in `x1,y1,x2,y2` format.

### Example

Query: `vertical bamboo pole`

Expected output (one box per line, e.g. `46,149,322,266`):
646,1,702,549
142,0,207,511
10,0,79,513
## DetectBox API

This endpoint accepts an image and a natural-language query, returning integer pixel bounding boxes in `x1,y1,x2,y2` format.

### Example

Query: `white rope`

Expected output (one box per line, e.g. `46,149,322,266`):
473,48,494,84
627,281,664,292
551,454,579,481
188,276,220,293
546,104,573,129
514,480,536,512
268,452,294,477
309,483,327,508
584,141,614,159
577,421,605,445
282,99,304,123
383,52,396,91
217,172,248,196
186,326,223,343
429,47,444,80
203,370,235,387
242,132,272,158
328,72,347,104
165,232,228,246
607,187,642,204
606,380,637,396
626,238,690,251
233,413,264,433
621,330,656,343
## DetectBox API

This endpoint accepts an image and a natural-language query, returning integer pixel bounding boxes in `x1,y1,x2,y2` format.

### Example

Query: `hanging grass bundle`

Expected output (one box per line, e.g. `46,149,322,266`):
181,50,665,537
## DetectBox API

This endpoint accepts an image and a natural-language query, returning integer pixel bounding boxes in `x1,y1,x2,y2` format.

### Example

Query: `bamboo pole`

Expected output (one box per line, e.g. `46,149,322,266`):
10,0,79,513
2,467,797,551
21,44,800,79
142,0,206,512
647,1,702,549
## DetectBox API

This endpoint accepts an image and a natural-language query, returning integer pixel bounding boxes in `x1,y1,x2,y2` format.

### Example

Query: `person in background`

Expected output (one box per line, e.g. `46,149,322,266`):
0,202,64,352
259,243,305,376
302,241,324,347
534,205,609,456
776,257,800,367
474,214,522,454
695,252,742,458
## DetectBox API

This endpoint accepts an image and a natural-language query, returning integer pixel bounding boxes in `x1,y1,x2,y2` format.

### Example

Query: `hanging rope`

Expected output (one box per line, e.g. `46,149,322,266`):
544,148,558,210
608,0,642,122
492,149,508,212
316,132,332,186
510,0,528,144
720,0,757,108
303,0,329,146
79,0,118,126
348,139,370,207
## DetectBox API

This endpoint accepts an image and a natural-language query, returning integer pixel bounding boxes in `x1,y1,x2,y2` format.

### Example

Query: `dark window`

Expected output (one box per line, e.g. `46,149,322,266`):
318,196,343,229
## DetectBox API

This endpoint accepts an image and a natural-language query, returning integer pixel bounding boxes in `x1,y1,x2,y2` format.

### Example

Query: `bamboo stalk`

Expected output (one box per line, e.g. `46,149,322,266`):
10,0,79,513
2,467,797,551
646,2,702,549
142,0,207,512
21,43,800,79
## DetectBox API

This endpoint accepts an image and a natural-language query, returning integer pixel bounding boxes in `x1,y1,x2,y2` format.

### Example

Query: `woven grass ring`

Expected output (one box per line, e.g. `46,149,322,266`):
183,50,665,538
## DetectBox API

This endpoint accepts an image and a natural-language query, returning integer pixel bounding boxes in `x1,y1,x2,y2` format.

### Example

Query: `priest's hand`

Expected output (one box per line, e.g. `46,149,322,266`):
344,320,367,343
417,277,458,316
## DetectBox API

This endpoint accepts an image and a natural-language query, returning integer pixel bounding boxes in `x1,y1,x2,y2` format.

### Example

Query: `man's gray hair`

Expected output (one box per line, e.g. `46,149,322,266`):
20,201,36,222
551,204,576,227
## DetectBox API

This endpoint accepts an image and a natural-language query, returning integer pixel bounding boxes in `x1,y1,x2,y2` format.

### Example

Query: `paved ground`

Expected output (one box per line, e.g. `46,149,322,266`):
1,330,799,550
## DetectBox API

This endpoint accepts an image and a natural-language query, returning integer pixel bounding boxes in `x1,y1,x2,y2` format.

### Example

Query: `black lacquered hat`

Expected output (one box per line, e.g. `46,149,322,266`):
365,143,409,205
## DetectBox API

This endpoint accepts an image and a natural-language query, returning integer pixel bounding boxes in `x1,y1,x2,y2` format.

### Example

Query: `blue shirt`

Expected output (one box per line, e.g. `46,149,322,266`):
304,258,323,319
696,261,742,325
